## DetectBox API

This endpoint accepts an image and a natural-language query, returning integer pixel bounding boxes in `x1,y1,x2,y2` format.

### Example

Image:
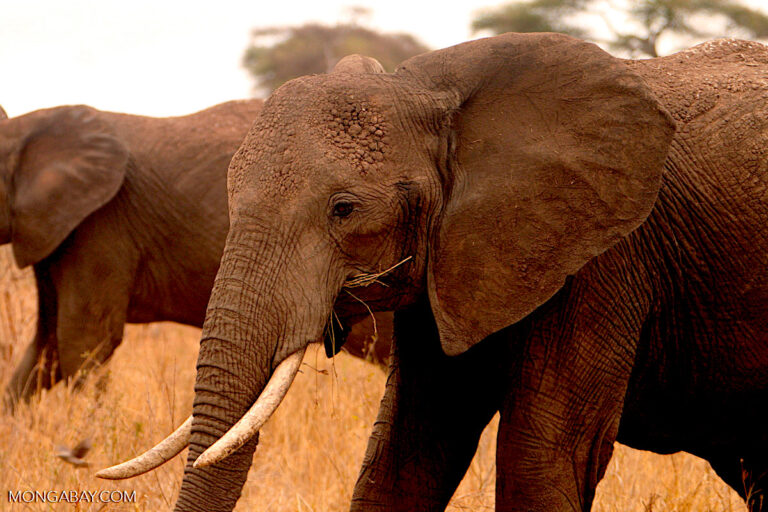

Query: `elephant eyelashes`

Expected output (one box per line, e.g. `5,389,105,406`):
332,201,355,218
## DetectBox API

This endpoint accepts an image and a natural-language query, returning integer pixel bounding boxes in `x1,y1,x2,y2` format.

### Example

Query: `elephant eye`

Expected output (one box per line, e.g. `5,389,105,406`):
332,201,355,218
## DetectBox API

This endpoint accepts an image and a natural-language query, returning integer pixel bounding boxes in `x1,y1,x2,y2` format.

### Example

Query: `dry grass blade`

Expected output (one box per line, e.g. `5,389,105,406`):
343,256,412,288
343,290,378,342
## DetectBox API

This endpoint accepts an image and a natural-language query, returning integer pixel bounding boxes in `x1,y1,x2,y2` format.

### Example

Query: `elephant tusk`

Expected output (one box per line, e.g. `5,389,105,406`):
193,347,306,469
95,416,191,480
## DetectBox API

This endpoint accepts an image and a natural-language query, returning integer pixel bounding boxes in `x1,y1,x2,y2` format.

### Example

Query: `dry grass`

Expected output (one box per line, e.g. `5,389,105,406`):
0,245,746,511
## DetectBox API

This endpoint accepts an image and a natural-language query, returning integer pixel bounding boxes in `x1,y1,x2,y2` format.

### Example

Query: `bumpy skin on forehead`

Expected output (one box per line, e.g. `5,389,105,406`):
229,77,397,202
226,68,454,206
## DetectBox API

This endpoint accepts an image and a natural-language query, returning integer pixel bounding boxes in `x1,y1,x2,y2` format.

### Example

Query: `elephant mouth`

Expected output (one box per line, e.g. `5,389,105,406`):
95,346,307,479
97,257,412,480
335,255,413,309
324,312,355,358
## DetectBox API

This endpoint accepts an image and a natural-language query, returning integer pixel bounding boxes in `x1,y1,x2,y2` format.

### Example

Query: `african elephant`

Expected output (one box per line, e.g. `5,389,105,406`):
102,33,768,512
0,101,390,408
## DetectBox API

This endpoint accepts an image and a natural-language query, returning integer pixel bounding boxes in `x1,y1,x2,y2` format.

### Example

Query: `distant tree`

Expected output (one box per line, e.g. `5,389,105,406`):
243,15,429,94
472,0,768,57
472,0,589,38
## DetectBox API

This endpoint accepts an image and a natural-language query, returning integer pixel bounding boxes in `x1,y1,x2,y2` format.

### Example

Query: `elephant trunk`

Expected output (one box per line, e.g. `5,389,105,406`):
173,225,331,512
174,236,273,511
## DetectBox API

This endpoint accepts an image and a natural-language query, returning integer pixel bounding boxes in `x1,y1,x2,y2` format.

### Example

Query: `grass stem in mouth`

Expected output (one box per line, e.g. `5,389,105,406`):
343,255,412,288
343,290,378,341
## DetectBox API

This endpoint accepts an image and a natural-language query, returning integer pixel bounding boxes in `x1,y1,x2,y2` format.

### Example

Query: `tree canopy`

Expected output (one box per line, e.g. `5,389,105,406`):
243,22,429,94
472,0,768,57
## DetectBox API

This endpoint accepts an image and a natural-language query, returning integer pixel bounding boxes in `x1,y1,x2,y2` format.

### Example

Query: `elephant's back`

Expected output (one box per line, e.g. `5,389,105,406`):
105,103,267,326
111,100,264,224
625,39,768,126
626,39,768,200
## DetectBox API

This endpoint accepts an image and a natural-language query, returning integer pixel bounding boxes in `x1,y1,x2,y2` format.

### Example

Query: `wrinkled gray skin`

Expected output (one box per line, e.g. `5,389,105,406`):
172,34,768,511
0,101,390,408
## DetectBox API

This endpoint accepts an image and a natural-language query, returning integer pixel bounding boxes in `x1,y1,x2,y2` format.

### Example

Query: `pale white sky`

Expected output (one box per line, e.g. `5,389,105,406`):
1,1,765,117
0,1,480,117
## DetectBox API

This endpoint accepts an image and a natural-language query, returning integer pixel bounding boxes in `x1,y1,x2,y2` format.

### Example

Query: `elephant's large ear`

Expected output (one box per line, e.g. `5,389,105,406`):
11,106,128,267
0,106,7,120
400,33,675,355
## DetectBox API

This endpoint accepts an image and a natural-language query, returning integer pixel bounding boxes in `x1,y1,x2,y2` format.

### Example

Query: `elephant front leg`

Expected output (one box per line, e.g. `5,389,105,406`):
495,286,641,511
351,299,508,511
56,302,128,387
496,393,622,512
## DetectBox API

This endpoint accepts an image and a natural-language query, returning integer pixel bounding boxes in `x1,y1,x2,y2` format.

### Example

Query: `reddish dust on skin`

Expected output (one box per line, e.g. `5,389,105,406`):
626,39,768,206
626,39,768,125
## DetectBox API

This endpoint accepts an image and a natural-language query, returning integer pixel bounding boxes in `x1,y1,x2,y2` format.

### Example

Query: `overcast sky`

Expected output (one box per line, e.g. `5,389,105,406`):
1,1,766,117
0,1,480,117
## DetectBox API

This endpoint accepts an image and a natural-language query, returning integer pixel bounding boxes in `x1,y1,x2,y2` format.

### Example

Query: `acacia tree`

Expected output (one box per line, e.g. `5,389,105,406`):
242,21,429,94
472,0,768,57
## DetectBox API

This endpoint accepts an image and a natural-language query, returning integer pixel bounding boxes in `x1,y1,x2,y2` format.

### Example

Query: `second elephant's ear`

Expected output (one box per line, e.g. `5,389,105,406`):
11,106,128,267
399,33,676,355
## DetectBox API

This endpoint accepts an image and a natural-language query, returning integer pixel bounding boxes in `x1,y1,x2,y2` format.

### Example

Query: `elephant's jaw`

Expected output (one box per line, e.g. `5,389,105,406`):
95,346,306,479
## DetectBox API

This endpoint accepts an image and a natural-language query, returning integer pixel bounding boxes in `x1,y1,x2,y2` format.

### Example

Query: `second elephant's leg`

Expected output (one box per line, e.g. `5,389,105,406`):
4,333,58,407
51,261,130,385
351,298,508,511
4,266,61,407
56,303,128,385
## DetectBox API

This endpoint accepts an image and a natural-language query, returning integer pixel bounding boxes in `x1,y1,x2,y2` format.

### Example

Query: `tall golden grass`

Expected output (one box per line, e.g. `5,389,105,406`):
0,246,746,511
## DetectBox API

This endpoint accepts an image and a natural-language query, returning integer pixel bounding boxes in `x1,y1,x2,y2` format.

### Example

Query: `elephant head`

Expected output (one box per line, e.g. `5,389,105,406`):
0,105,128,267
102,33,675,511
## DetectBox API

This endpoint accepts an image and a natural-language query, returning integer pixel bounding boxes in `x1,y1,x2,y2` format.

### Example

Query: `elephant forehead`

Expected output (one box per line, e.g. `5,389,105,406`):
228,128,308,199
229,85,396,198
320,94,390,176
